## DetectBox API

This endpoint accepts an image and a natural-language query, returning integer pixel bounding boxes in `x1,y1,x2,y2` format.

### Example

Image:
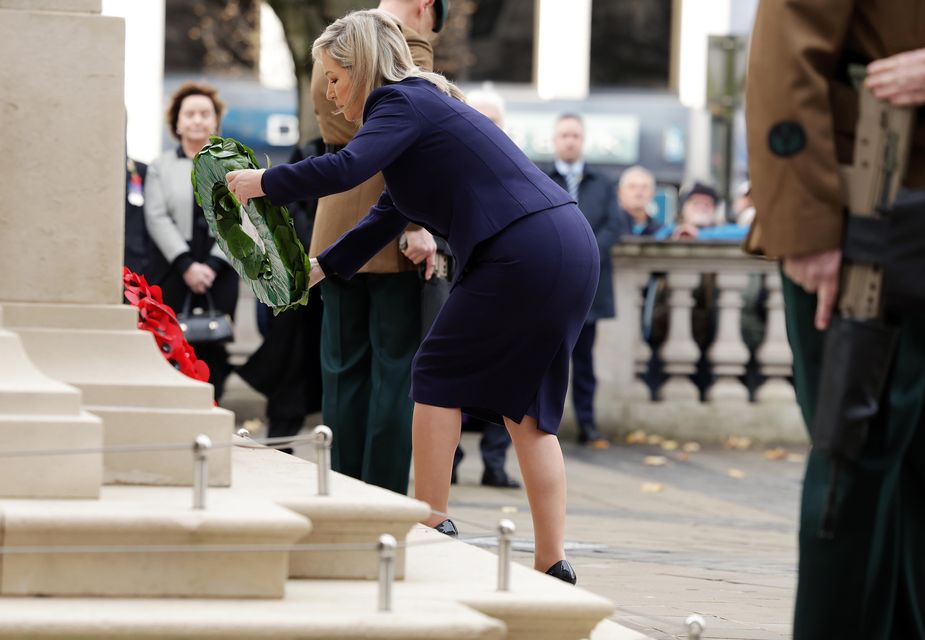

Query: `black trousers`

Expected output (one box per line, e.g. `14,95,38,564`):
570,321,597,429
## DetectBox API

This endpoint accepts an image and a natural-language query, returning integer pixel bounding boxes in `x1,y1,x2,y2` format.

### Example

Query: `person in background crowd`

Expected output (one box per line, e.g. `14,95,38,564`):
304,0,444,495
451,84,520,489
654,180,748,242
123,155,150,275
144,81,239,401
548,113,623,449
618,165,662,237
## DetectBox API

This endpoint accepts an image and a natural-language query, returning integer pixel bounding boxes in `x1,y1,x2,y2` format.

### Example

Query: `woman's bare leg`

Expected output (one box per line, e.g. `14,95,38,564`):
504,415,567,571
412,402,462,528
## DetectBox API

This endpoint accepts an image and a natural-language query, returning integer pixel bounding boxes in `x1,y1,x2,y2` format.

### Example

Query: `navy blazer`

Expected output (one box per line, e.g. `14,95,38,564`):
261,78,573,282
549,167,623,321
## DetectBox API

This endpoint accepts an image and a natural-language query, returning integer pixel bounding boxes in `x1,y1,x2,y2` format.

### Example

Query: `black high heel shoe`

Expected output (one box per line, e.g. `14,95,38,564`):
434,519,458,537
545,559,577,585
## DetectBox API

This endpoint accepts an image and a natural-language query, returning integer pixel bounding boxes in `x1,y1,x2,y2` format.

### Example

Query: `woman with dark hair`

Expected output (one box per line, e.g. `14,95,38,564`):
226,10,597,584
144,82,239,401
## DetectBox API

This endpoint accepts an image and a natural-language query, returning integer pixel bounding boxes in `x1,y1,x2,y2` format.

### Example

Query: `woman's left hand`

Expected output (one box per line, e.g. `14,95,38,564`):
226,169,266,206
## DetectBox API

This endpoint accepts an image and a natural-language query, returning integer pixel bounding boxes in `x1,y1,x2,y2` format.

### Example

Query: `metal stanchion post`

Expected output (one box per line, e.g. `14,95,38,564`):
192,434,212,510
313,425,333,496
377,534,397,612
497,519,515,591
686,614,706,639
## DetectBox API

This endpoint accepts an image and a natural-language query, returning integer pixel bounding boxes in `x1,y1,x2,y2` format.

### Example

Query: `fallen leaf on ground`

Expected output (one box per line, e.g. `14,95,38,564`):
764,447,788,460
501,506,518,514
676,452,690,462
625,429,648,445
660,440,679,451
725,435,753,450
787,453,807,464
646,434,664,446
641,482,665,493
644,455,668,467
727,468,747,479
682,441,701,453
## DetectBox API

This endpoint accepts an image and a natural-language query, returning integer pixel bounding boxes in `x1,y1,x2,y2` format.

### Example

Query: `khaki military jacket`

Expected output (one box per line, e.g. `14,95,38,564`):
745,0,925,258
308,22,433,273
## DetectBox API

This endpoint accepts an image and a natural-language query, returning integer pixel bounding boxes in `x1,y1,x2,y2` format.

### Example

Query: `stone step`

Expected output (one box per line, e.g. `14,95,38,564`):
403,526,615,640
229,441,431,579
0,413,102,498
228,443,619,639
0,580,506,639
0,491,310,598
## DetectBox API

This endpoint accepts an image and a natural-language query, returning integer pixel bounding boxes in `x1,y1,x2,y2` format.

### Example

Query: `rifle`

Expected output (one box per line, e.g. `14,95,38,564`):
812,68,914,539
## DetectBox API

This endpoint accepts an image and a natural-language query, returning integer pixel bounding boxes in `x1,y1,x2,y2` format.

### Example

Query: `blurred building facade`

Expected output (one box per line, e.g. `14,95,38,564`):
111,0,758,222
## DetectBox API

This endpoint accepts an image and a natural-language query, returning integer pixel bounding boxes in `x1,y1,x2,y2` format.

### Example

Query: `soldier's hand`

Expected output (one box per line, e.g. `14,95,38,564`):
867,49,925,107
783,249,842,331
401,228,437,279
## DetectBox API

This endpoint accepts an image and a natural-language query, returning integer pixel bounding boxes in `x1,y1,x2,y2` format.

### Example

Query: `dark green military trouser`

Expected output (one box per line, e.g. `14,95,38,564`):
320,272,420,495
783,274,925,639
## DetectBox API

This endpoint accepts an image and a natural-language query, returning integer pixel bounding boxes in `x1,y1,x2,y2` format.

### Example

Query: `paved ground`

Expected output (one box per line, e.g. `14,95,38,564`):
223,374,806,640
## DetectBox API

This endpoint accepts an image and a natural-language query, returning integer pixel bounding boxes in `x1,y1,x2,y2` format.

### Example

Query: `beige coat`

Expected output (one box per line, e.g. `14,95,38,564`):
745,0,925,259
308,22,433,273
144,149,229,264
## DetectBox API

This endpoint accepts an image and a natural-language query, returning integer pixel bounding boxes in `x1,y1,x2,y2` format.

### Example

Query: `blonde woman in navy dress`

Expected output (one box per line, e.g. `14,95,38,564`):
227,9,597,584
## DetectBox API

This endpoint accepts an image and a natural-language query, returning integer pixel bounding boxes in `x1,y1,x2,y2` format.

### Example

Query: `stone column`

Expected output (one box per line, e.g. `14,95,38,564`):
756,271,796,402
631,270,654,401
657,272,701,401
0,0,232,486
707,272,750,401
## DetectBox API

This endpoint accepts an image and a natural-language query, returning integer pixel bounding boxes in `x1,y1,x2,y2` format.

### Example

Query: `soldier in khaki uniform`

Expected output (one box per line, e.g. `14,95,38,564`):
746,2,925,637
309,0,445,495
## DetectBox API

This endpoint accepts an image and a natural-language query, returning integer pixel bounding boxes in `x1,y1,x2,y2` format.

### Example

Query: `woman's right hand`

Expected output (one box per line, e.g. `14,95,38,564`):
183,262,215,294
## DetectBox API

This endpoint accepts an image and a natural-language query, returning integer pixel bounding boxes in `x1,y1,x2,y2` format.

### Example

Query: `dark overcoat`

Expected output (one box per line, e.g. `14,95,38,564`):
549,168,622,321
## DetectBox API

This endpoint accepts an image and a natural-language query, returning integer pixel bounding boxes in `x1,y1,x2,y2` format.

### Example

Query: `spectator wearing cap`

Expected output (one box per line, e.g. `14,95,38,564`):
654,180,748,242
548,113,623,448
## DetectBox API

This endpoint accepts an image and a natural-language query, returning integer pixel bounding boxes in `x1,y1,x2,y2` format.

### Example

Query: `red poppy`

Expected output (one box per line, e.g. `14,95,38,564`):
122,267,210,384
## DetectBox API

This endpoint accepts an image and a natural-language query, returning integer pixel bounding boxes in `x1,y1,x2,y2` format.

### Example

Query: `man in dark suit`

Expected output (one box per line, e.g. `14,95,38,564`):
549,114,623,448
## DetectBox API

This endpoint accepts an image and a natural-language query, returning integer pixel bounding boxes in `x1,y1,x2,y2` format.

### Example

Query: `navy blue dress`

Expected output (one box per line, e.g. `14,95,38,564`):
261,77,598,434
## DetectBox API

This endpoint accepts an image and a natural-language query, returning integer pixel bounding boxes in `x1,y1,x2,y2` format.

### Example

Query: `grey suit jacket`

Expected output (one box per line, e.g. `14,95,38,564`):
143,149,228,265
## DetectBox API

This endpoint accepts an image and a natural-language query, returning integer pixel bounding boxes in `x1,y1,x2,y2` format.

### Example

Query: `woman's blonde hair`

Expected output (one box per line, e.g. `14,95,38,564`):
312,9,465,122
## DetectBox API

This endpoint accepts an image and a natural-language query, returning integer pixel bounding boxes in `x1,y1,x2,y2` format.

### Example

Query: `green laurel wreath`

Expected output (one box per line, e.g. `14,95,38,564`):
191,136,310,314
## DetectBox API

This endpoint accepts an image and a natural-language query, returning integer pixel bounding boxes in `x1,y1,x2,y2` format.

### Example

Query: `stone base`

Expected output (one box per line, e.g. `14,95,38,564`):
0,320,103,498
624,400,808,444
0,492,310,598
0,414,102,498
94,406,233,486
3,303,233,485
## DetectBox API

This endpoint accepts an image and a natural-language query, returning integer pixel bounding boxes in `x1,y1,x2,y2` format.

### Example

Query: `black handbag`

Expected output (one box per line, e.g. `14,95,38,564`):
176,291,234,344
